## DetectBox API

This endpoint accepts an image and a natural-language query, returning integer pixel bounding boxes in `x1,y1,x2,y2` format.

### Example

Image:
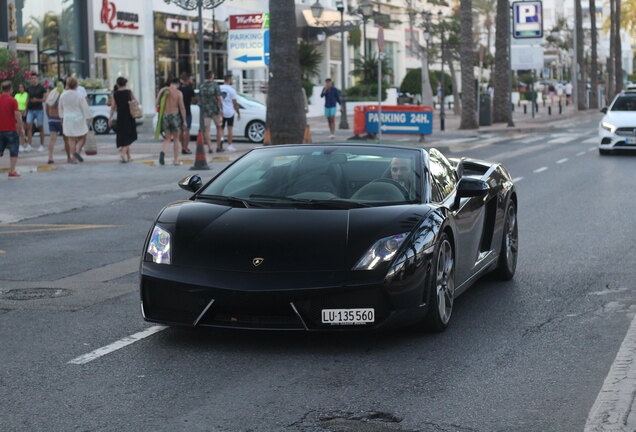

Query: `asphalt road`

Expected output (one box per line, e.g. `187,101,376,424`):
1,113,635,432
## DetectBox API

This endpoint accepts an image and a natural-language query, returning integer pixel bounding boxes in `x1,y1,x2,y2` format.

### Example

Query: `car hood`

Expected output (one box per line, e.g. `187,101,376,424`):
603,112,636,127
157,201,429,272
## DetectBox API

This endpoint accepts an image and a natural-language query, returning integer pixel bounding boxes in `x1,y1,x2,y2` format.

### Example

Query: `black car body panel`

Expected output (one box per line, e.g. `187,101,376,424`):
140,145,516,331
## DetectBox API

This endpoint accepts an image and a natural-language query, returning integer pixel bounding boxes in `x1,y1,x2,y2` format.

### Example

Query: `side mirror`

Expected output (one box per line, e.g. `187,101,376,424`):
178,174,203,193
601,107,608,114
456,177,489,199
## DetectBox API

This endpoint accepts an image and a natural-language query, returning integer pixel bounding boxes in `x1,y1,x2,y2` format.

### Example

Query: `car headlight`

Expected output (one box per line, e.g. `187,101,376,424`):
353,233,409,270
601,122,617,133
147,226,171,264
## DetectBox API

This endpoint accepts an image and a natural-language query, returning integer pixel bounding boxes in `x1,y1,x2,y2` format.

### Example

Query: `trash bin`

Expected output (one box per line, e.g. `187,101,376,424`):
479,92,492,126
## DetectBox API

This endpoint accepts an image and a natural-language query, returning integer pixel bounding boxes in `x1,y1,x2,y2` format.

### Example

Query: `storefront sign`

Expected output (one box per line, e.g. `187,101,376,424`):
94,0,143,34
165,17,214,35
228,13,270,70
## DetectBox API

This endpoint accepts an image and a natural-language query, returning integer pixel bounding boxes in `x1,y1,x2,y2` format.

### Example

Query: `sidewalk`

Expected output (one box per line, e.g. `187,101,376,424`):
1,104,600,174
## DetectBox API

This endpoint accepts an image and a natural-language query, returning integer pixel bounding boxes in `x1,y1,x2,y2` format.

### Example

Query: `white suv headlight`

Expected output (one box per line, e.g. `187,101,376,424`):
601,122,617,133
353,233,409,270
147,226,171,264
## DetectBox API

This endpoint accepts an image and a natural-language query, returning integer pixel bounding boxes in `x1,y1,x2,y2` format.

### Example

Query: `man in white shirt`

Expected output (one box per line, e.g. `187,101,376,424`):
219,72,240,152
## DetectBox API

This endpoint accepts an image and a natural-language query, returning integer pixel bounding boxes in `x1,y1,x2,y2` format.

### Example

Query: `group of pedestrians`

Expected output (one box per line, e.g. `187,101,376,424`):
156,71,240,165
0,75,95,177
1,69,244,176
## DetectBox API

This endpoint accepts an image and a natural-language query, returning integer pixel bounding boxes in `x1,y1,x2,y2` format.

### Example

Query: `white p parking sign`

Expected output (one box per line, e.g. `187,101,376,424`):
513,1,543,38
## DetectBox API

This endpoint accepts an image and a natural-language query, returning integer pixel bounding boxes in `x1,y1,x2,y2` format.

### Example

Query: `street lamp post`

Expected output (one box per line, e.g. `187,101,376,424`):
336,1,349,129
438,11,445,131
163,0,225,170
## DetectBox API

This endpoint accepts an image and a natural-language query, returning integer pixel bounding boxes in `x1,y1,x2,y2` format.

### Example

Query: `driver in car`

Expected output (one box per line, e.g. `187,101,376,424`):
390,157,413,192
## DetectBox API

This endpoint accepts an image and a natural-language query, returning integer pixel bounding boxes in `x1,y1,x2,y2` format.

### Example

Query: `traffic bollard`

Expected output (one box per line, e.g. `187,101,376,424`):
548,106,551,115
559,102,562,114
523,105,527,114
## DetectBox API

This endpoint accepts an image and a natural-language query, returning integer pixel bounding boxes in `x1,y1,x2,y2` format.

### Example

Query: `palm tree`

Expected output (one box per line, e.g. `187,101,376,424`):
492,0,509,123
459,0,477,129
614,0,623,95
575,0,585,110
351,53,393,84
590,0,599,109
473,0,496,57
405,0,433,108
298,41,323,82
267,0,306,144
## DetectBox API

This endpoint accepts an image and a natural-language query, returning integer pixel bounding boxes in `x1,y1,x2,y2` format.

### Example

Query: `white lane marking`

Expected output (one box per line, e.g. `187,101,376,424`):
511,134,530,140
576,151,586,156
512,177,524,183
556,158,569,164
548,136,577,144
68,325,168,365
582,137,600,144
519,136,544,144
584,314,636,431
533,166,548,173
589,147,597,151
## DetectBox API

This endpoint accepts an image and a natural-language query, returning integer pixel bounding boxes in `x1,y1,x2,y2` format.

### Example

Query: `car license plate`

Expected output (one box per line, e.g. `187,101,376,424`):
321,308,375,325
626,137,636,144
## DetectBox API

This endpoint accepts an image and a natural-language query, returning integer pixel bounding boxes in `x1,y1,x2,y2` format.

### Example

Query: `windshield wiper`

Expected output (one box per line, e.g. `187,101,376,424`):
249,194,309,203
198,194,254,208
250,195,370,209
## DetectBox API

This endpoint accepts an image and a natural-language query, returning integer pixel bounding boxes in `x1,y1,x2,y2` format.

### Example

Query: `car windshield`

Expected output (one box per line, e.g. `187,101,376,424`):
200,146,422,208
610,95,636,111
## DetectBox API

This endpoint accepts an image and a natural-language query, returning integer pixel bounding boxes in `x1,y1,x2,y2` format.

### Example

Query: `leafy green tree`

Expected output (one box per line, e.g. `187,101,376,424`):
298,41,323,81
351,53,392,85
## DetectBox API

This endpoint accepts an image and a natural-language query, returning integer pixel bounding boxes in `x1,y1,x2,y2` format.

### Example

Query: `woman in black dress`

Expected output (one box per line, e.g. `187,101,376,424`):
108,76,138,163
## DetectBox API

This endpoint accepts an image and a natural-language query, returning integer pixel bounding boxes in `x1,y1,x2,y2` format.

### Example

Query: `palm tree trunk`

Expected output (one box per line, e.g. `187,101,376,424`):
590,0,599,109
447,54,461,115
406,4,433,107
267,0,306,144
614,0,623,94
459,0,478,129
608,0,615,101
493,0,510,123
575,0,586,110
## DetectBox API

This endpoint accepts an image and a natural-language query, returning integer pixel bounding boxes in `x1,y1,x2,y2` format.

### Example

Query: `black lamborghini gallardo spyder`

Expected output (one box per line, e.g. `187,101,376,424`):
140,144,518,332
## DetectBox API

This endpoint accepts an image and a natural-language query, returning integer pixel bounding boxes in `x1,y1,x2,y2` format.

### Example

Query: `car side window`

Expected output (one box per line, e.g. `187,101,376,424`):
428,148,457,202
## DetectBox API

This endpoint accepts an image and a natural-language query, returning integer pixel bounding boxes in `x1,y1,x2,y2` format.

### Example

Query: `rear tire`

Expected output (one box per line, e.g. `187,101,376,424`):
599,148,611,155
493,201,518,280
422,233,455,332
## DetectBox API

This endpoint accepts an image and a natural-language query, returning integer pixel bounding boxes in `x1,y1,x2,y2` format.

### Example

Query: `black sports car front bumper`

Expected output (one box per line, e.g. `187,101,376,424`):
140,262,429,331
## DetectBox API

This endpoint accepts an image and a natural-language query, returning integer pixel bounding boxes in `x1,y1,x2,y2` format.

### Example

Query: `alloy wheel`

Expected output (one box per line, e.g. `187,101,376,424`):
247,121,266,143
505,204,518,273
436,239,454,325
93,117,109,134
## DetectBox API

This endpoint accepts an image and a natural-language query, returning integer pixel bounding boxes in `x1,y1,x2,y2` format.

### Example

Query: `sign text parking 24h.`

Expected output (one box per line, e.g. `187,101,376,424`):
365,110,432,134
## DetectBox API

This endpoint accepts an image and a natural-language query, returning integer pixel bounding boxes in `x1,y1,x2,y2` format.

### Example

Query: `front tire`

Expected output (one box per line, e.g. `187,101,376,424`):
494,201,518,280
423,233,455,332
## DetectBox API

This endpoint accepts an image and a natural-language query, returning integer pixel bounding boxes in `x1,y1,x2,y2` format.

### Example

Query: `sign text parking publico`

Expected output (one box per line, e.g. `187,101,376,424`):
228,13,270,69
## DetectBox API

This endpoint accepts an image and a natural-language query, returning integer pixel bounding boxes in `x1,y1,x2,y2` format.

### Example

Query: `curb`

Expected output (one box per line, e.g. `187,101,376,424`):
0,165,58,174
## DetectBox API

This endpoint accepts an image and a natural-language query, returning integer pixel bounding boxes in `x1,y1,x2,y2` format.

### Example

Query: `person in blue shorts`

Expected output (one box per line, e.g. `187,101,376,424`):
320,78,341,139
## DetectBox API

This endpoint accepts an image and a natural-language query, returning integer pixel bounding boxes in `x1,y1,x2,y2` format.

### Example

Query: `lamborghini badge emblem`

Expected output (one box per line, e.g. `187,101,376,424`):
252,258,264,267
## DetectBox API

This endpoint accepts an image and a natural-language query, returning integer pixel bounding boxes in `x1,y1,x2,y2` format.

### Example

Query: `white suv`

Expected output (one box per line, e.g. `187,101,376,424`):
599,92,636,155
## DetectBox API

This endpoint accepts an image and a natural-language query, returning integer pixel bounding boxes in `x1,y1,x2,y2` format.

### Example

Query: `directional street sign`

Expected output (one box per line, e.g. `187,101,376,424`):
512,1,543,39
228,13,270,70
365,110,433,134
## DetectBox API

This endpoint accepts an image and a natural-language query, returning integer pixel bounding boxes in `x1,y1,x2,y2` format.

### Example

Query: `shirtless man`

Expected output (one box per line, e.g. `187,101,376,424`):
156,78,187,165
